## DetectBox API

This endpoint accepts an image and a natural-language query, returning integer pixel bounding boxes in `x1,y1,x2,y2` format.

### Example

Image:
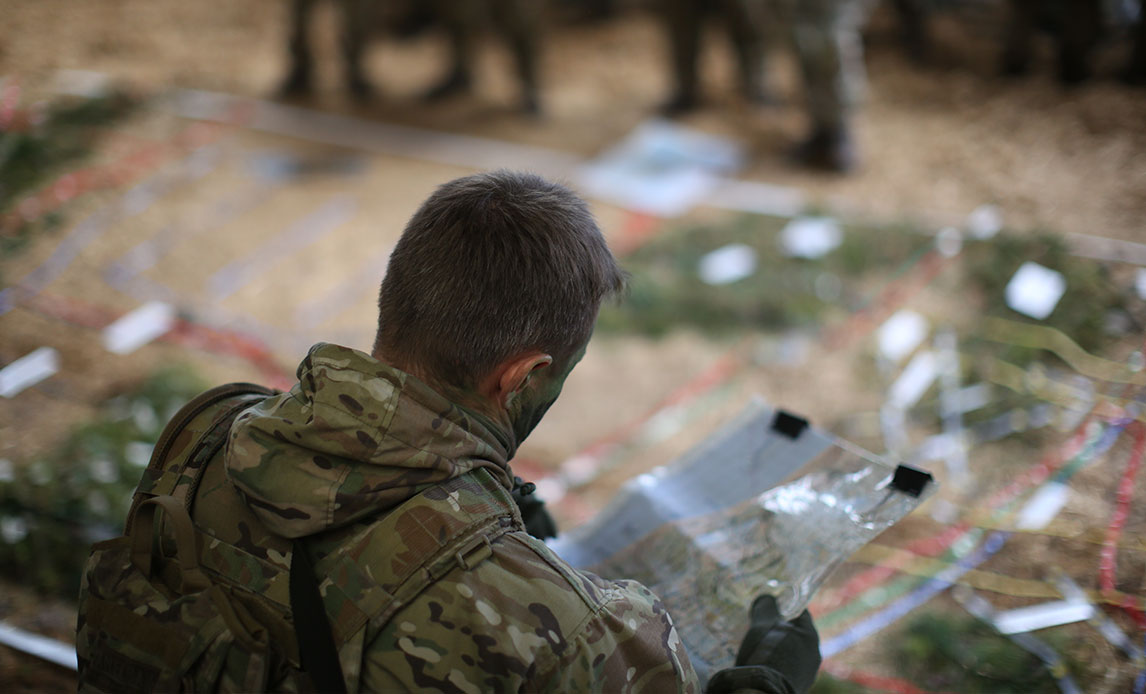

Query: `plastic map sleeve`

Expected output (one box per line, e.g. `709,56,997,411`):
547,400,937,678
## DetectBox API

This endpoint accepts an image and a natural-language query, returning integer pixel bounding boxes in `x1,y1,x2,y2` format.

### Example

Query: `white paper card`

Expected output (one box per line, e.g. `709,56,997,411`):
966,204,1002,239
0,622,78,670
889,350,939,409
1136,269,1146,301
994,601,1094,635
1016,481,1070,530
102,301,176,355
878,310,928,362
0,347,60,398
779,217,843,259
698,244,757,285
941,383,993,416
1005,262,1066,320
576,120,744,217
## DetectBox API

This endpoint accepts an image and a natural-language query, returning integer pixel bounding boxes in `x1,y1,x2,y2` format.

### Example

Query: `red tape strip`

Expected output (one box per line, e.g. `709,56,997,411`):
1099,422,1146,628
23,292,293,390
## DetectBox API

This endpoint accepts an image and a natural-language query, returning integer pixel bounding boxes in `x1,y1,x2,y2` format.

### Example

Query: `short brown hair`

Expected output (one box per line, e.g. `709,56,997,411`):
374,170,625,388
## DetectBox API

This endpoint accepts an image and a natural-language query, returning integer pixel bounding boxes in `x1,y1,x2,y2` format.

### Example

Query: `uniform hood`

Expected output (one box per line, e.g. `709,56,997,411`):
226,343,516,538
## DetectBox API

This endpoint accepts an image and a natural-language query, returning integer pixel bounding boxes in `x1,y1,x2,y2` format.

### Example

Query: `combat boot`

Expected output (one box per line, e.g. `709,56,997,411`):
791,125,857,174
423,69,473,101
660,90,701,117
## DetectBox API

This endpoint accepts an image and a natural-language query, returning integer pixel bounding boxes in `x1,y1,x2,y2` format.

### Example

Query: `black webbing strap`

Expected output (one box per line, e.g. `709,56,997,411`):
290,540,347,694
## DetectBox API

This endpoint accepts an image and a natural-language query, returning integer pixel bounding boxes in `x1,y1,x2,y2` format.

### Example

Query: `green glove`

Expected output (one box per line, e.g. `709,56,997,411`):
712,595,821,694
511,476,557,540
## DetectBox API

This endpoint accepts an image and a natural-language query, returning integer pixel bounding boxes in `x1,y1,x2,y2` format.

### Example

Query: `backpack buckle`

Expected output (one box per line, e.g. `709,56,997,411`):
454,535,492,571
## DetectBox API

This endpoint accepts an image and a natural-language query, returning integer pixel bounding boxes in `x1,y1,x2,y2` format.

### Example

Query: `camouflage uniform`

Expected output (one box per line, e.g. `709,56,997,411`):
193,342,701,692
660,0,874,170
767,0,875,171
772,0,874,131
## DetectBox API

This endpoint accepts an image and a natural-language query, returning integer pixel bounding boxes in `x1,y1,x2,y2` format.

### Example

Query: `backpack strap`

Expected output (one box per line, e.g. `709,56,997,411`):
125,380,351,692
307,467,520,693
291,539,348,694
127,382,277,533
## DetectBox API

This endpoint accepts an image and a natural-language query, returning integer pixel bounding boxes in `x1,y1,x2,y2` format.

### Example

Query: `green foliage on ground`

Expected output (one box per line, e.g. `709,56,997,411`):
0,91,137,278
596,214,932,338
963,233,1138,357
0,91,137,214
0,366,205,598
893,612,1072,693
810,673,871,693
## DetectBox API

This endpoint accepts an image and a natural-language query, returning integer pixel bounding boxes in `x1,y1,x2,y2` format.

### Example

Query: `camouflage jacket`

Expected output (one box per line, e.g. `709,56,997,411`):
201,343,701,693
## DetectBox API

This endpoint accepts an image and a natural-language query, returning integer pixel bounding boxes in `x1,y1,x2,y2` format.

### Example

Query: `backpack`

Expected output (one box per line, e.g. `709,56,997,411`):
76,382,345,693
76,382,522,693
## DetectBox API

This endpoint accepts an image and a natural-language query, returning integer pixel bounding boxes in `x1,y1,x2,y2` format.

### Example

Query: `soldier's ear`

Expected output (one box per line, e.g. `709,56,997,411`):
491,352,552,407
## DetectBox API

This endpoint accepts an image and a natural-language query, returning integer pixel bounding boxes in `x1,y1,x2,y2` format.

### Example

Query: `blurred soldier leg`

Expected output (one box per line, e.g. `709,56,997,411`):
279,0,374,98
426,0,545,113
724,0,773,104
492,0,545,113
341,0,374,97
891,0,931,64
776,0,874,172
1126,1,1146,84
660,0,770,115
1057,0,1101,84
1002,0,1101,84
281,0,319,96
660,0,706,113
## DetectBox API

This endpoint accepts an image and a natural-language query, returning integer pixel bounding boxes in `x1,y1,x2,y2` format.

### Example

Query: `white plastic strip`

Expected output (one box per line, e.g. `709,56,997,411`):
1015,481,1071,530
0,622,78,670
993,600,1095,635
889,350,939,410
0,347,60,398
102,301,176,355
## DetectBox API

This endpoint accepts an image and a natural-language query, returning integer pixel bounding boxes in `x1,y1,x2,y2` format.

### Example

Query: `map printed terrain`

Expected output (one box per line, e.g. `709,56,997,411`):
548,402,936,676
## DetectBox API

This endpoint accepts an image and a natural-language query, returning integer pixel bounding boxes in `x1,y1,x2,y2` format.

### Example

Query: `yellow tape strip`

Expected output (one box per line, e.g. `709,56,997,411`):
852,543,1146,611
956,509,1146,552
983,357,1146,422
981,317,1146,386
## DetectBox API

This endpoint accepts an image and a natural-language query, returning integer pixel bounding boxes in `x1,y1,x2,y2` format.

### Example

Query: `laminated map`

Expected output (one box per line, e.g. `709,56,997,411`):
547,401,937,677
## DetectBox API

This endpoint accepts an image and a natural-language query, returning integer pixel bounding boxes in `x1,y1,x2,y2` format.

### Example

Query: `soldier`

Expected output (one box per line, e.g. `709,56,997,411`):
659,0,774,114
1002,0,1146,86
772,0,876,172
426,0,546,113
658,0,874,172
79,171,823,693
279,0,382,98
1002,0,1103,84
279,0,543,113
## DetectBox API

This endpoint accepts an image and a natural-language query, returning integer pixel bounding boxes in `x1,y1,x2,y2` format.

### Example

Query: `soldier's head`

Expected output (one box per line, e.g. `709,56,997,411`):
373,170,625,443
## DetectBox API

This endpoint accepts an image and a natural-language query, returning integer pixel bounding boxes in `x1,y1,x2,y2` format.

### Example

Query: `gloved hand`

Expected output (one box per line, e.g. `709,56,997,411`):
707,595,822,694
511,476,557,540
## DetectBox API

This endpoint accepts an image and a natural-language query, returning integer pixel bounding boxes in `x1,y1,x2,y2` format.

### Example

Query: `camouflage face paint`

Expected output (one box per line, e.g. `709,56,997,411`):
507,343,587,447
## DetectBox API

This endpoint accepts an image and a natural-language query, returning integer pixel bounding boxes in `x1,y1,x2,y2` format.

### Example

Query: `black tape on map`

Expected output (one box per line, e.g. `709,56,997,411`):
771,410,809,440
891,464,933,497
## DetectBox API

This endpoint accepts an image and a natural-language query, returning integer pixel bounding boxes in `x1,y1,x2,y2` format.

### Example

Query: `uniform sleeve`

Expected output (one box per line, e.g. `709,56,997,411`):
530,575,702,694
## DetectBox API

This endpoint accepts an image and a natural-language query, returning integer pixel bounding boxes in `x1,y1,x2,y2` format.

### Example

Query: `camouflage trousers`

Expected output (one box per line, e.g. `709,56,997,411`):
432,0,545,95
775,0,876,130
661,0,876,129
660,0,772,102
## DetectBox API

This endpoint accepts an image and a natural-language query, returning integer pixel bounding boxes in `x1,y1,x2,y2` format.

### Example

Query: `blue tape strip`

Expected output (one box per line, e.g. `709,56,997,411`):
292,244,391,329
206,195,356,302
1,150,217,317
1135,633,1146,694
821,531,1011,657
